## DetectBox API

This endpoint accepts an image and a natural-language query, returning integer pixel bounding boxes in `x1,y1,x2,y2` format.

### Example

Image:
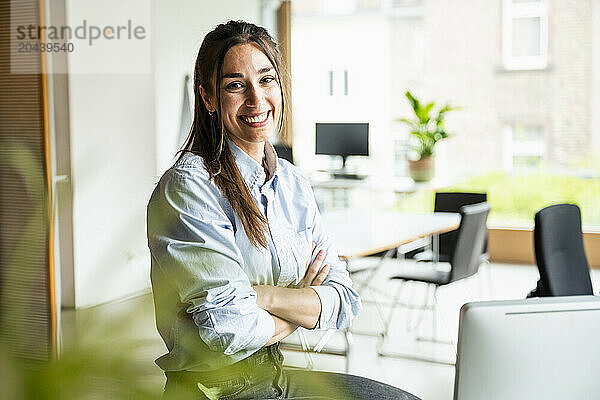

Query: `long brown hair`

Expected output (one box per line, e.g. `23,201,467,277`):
179,20,289,248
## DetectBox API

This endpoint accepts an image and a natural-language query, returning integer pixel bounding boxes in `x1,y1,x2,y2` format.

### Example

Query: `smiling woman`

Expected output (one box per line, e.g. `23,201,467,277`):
200,43,281,164
146,20,419,400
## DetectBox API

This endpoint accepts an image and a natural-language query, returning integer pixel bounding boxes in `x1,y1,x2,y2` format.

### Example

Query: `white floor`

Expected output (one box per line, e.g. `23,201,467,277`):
61,262,600,400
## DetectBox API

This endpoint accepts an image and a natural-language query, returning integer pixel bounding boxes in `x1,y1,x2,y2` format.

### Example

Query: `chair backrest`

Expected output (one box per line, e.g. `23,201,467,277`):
434,192,488,257
534,204,593,296
273,143,294,164
449,202,490,282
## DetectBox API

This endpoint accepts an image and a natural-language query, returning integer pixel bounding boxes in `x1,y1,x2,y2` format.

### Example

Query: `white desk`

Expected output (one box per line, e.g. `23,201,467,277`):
322,210,461,260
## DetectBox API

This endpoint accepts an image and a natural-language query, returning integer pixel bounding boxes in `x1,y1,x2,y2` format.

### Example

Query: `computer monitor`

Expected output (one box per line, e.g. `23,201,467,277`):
315,122,369,168
454,296,600,400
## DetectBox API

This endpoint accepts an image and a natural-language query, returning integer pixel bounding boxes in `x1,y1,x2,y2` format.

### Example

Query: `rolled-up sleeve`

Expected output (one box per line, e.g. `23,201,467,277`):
305,184,362,330
147,170,274,355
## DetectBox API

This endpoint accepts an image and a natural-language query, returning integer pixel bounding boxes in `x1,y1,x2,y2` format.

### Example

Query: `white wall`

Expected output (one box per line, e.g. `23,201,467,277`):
65,0,262,308
66,0,154,308
153,0,262,176
68,73,156,309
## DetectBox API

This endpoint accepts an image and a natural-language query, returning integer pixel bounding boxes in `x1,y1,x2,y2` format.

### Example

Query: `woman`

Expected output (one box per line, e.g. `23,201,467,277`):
147,20,419,400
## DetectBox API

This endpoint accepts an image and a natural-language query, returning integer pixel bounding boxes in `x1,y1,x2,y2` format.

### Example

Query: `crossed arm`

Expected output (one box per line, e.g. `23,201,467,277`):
254,245,330,345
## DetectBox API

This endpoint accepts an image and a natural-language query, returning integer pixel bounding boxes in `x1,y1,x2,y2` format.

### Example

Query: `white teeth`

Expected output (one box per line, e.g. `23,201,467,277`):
241,111,269,124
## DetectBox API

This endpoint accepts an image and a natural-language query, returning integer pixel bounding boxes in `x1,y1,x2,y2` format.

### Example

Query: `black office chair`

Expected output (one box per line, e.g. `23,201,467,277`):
379,202,490,362
413,192,488,262
528,204,593,297
273,143,294,164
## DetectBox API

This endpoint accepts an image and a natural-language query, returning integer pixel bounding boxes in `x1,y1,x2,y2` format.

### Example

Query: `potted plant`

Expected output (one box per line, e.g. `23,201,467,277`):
399,90,458,182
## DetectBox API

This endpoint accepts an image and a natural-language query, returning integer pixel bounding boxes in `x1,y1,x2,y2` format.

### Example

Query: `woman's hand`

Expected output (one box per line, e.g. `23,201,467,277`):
296,243,330,288
265,315,298,346
253,243,329,308
253,285,271,310
252,243,331,329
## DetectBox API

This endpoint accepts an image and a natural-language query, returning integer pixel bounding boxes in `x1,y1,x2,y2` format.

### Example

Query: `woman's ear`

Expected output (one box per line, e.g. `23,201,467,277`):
199,86,216,113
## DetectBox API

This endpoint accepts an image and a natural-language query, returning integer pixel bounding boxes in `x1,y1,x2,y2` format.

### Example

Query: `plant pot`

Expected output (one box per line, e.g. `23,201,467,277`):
408,156,435,182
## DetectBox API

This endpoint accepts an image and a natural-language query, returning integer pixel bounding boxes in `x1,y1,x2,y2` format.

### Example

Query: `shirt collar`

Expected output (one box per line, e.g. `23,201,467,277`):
226,136,279,189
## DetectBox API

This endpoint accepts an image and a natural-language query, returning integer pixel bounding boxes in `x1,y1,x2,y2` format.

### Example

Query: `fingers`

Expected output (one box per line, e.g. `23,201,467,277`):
305,242,317,270
312,264,330,286
301,249,326,287
305,249,325,282
298,243,317,288
298,245,330,288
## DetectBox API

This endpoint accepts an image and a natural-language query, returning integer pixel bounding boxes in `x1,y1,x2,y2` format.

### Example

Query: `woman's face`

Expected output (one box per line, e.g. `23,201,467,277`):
214,43,282,152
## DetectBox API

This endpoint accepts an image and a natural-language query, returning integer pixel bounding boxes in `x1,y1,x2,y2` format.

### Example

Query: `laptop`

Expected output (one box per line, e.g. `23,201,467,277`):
454,295,600,400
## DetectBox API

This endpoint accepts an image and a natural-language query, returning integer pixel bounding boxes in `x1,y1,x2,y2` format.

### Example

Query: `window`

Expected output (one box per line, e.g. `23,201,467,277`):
503,125,545,171
292,0,600,226
502,0,548,70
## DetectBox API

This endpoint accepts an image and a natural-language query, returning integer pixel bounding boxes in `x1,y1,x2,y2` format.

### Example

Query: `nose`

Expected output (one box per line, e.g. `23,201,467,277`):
244,83,265,108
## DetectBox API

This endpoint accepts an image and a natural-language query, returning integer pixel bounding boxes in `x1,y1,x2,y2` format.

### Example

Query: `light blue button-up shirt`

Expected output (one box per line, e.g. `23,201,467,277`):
147,139,361,372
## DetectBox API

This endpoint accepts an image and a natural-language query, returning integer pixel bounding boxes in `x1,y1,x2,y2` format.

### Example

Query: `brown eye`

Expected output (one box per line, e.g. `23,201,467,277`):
261,76,276,84
225,81,244,90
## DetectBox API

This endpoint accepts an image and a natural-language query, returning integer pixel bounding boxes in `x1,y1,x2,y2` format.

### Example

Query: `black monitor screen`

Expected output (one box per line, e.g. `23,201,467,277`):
315,123,369,157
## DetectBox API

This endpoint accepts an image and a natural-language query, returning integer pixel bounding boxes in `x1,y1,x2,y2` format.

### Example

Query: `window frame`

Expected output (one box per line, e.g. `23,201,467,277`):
502,0,549,70
502,124,546,171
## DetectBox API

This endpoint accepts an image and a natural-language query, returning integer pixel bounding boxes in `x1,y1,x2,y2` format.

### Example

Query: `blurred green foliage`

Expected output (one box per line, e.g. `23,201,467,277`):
0,342,162,400
0,297,164,400
394,172,600,227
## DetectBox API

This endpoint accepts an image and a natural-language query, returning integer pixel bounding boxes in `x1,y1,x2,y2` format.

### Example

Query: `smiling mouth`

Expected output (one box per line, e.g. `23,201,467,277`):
239,111,270,127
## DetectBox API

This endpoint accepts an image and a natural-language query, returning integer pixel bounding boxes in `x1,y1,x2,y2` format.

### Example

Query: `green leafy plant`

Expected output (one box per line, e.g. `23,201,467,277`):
399,90,458,160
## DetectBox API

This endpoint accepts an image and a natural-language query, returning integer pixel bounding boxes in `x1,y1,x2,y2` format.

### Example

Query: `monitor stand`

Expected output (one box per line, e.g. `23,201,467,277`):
332,171,365,180
331,156,366,180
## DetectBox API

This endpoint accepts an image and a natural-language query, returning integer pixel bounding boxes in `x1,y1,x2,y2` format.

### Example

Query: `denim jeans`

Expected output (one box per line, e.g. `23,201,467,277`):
163,344,420,400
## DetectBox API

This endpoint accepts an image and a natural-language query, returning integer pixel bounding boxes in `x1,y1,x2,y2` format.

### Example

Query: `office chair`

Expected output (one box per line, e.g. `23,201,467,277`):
273,143,294,164
528,204,593,297
379,202,490,364
413,192,488,263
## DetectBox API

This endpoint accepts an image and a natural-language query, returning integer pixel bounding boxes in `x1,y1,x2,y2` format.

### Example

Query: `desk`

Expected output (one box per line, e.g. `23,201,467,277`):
324,209,460,330
322,210,461,260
